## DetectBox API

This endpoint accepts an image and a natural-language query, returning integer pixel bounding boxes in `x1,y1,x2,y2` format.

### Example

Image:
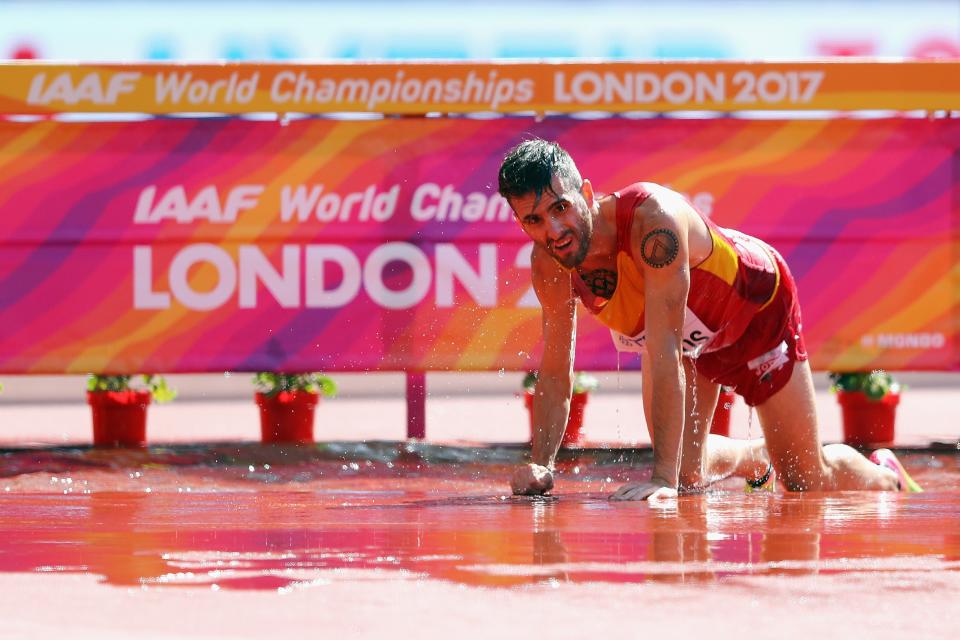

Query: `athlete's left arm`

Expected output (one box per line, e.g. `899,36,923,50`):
610,195,689,501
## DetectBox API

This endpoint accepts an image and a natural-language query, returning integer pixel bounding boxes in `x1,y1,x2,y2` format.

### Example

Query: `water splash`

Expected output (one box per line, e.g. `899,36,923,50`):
684,358,702,490
689,358,700,444
615,351,622,443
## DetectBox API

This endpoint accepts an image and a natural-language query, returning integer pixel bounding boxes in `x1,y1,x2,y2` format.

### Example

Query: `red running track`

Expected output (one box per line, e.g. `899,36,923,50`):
0,444,956,639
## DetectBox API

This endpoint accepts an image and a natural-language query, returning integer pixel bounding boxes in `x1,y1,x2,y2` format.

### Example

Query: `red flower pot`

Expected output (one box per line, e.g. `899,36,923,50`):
256,391,319,444
87,390,151,447
837,390,899,447
710,387,737,437
524,391,589,446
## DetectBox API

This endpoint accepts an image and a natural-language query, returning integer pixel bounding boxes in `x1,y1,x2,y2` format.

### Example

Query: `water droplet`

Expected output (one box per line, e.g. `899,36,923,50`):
248,465,255,473
497,368,505,377
223,372,231,378
210,584,220,592
264,464,271,470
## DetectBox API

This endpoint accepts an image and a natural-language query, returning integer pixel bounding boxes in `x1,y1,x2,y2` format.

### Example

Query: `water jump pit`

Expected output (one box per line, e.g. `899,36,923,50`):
0,441,957,639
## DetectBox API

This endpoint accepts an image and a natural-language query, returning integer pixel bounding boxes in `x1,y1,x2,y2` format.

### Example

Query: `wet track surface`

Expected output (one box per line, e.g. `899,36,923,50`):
0,442,957,592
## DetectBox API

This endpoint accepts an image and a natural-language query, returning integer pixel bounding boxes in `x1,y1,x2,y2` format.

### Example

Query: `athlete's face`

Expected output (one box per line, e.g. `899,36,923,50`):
509,175,594,269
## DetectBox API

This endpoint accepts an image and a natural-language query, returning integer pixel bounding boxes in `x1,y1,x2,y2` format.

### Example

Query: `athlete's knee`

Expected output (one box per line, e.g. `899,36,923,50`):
780,475,823,492
780,476,820,492
774,460,827,492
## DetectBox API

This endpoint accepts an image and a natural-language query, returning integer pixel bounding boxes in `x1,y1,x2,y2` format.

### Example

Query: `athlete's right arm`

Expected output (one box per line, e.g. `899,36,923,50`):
510,245,577,496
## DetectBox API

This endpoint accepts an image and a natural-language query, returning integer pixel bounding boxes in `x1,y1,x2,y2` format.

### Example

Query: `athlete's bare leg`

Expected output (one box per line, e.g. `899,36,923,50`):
642,356,768,490
756,360,898,491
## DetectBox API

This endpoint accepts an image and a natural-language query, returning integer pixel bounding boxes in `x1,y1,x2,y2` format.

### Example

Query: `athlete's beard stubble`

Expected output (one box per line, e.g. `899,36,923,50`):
548,209,593,269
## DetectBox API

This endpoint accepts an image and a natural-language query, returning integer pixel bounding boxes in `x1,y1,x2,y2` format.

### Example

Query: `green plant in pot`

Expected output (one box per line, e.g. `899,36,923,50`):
828,370,901,400
253,372,337,444
522,370,598,446
86,374,177,447
828,370,901,447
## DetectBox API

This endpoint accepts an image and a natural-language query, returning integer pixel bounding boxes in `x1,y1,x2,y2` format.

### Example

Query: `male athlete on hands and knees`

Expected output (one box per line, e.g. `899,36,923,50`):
498,139,919,501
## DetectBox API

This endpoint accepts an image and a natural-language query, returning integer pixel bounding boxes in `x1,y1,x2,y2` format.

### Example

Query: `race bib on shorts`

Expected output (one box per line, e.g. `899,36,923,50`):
747,340,790,380
611,308,716,357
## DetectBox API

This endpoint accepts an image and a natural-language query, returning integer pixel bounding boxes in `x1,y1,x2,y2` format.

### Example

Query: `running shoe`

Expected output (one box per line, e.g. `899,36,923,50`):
869,448,923,493
745,462,776,493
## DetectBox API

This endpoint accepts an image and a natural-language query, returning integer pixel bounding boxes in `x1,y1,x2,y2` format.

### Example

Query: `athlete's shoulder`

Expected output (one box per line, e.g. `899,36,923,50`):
627,185,691,262
634,184,690,217
615,181,659,199
613,182,662,225
617,182,685,214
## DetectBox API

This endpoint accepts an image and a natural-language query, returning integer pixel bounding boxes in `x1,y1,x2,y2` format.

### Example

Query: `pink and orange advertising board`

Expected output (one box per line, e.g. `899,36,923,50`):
0,114,955,374
1,60,959,114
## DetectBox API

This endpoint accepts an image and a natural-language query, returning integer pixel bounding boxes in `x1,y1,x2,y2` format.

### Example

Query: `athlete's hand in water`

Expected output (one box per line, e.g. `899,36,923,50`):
609,478,678,501
511,463,555,496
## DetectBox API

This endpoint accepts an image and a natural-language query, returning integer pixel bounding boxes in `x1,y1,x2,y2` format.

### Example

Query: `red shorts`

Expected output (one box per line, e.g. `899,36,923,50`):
695,250,808,407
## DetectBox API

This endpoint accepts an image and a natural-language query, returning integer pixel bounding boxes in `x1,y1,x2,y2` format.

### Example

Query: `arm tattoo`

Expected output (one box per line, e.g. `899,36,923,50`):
578,268,618,298
641,228,679,268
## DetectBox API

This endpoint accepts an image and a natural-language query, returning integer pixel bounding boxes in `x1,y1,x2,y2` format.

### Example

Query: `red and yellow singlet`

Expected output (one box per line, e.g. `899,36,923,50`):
571,182,806,406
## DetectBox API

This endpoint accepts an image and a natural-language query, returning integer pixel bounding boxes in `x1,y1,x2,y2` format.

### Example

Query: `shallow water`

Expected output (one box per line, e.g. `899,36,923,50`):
0,443,957,593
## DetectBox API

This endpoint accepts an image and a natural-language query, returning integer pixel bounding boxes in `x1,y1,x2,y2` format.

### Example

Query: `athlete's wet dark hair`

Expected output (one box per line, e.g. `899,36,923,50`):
498,139,582,201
